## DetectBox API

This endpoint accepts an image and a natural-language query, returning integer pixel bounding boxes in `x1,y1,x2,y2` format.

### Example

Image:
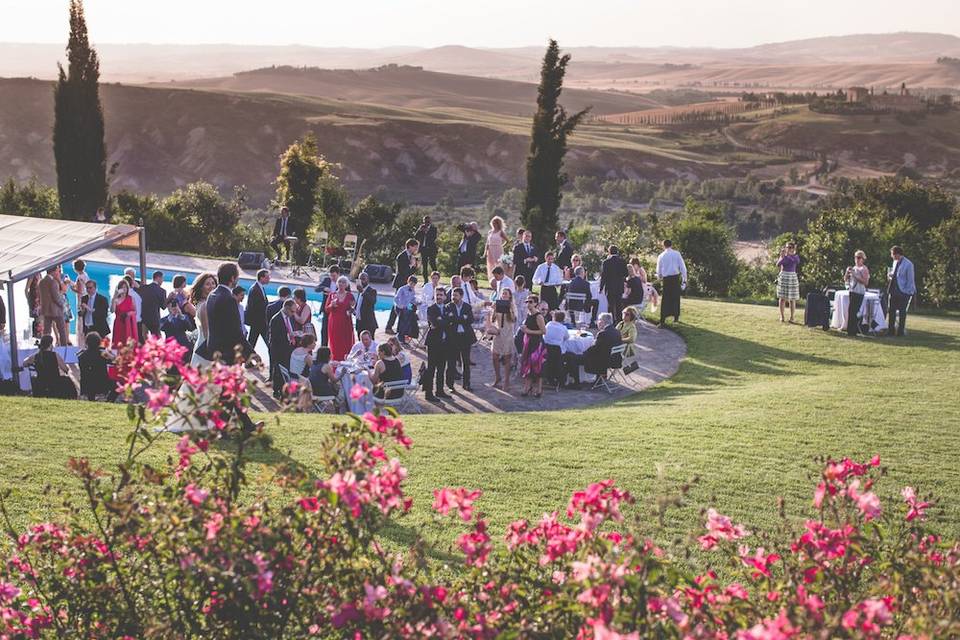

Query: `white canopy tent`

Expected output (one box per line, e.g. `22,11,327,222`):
0,214,145,389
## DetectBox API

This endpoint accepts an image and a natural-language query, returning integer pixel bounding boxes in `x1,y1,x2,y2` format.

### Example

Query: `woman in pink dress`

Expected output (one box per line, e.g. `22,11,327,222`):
324,276,356,361
484,216,509,284
110,279,139,348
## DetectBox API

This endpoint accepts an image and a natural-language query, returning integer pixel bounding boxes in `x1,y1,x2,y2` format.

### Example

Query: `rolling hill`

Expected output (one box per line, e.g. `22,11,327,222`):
0,77,737,206
167,65,661,116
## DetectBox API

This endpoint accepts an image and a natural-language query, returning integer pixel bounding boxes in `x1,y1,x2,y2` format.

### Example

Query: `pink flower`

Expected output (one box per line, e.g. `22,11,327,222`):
432,487,482,521
847,480,882,521
183,484,209,507
363,583,390,621
567,479,631,532
204,513,224,540
144,384,172,414
458,519,492,567
725,583,749,600
737,609,797,640
298,496,320,512
0,581,21,603
250,552,274,599
350,384,369,400
590,620,640,640
739,546,780,579
902,486,932,522
699,508,750,550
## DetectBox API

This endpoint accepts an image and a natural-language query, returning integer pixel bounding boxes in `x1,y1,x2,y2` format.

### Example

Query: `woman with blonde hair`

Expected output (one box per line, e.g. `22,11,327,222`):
484,215,510,283
844,250,870,337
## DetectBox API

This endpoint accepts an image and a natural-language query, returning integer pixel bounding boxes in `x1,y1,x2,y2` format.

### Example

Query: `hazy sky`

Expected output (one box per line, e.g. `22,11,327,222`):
3,0,960,48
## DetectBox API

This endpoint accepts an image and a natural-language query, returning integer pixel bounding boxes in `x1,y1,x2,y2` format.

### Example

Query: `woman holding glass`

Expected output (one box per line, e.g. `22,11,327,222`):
844,250,870,336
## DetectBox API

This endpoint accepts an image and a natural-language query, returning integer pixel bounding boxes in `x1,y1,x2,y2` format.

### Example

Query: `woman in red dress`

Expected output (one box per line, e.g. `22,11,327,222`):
324,276,356,361
110,279,139,348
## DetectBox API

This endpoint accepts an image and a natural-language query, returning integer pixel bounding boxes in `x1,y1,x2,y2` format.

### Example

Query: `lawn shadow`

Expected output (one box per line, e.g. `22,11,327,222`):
212,436,317,480
860,328,960,353
620,323,850,405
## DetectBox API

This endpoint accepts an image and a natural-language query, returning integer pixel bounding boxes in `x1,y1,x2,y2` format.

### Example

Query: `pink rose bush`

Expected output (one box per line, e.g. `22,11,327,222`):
1,342,960,637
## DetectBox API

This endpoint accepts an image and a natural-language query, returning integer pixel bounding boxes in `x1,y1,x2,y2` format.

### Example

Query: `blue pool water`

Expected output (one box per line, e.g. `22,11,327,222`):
60,261,393,336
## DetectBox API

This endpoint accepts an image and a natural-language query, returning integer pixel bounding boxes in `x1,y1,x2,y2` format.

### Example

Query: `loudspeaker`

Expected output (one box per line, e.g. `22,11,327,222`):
364,264,394,284
237,251,266,270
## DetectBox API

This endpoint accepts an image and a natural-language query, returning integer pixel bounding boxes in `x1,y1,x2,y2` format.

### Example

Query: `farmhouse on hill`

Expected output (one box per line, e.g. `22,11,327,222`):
846,83,925,112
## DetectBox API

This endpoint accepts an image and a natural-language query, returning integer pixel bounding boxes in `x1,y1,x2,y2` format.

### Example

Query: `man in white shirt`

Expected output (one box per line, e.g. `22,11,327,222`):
543,310,570,386
490,266,515,300
654,239,688,326
532,251,565,310
347,330,379,365
420,271,442,322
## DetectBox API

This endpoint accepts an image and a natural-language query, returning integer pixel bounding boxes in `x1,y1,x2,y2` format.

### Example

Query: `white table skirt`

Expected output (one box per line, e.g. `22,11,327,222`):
831,290,887,332
563,329,595,355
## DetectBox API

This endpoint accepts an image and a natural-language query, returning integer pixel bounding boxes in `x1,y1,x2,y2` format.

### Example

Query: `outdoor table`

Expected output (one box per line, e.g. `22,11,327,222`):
335,359,375,414
831,290,887,333
564,329,595,355
4,341,80,390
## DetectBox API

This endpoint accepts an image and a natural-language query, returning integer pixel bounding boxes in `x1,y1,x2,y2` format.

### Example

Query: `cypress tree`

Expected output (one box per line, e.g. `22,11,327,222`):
275,132,329,261
53,0,107,220
522,40,589,248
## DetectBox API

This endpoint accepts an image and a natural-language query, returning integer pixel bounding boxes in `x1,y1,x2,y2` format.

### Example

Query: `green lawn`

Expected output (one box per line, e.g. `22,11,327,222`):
2,299,959,553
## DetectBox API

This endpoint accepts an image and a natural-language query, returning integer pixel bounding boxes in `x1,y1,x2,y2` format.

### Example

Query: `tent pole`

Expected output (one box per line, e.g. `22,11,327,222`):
138,220,147,286
7,278,20,392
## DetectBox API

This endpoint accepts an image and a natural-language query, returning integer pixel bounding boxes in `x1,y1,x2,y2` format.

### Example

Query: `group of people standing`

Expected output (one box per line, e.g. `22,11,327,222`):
775,242,917,336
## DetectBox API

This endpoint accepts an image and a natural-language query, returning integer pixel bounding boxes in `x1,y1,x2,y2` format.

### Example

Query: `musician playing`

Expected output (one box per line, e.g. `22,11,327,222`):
271,206,295,262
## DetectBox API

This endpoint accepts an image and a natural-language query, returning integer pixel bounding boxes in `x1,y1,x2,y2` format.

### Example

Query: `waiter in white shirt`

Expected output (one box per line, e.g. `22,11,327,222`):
655,239,687,326
532,251,565,310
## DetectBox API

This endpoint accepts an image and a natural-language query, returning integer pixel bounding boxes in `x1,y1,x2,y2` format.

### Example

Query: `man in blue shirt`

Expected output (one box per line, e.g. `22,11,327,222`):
887,245,916,337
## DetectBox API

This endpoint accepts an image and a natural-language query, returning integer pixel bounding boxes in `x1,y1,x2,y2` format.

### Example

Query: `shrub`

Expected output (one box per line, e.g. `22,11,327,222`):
667,201,739,297
924,214,960,306
2,338,959,638
0,178,60,219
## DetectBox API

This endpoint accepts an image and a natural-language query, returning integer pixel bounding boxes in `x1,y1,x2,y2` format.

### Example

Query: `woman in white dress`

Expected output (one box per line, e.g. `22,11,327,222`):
484,216,509,284
189,273,218,368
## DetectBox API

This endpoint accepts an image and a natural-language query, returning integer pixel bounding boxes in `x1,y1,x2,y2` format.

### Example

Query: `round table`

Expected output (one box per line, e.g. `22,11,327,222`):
831,290,887,333
564,329,595,355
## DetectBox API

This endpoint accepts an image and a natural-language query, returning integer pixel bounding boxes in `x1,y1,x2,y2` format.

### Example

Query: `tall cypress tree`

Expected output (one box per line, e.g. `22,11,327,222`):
521,39,589,248
53,0,107,220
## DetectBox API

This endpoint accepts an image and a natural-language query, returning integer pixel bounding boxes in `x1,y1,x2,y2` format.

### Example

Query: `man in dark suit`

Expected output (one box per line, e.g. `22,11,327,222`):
265,286,291,335
268,299,297,394
512,229,538,285
414,215,438,282
444,286,477,393
384,238,419,335
422,287,451,402
600,245,629,323
139,270,168,337
355,272,378,338
270,207,293,261
313,265,340,346
245,269,270,351
79,280,110,338
195,263,255,365
160,298,194,362
456,222,482,271
566,266,599,328
563,313,622,387
555,230,574,271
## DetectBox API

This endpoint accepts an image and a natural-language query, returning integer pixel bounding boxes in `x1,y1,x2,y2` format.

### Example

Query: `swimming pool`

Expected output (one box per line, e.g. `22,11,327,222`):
60,261,394,336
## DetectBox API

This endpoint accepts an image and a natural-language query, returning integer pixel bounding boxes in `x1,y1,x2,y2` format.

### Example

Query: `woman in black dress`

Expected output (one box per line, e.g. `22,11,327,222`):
623,264,645,308
370,343,404,399
24,335,77,399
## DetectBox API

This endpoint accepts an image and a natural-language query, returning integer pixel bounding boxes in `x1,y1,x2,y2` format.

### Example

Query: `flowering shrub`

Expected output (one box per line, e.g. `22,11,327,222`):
1,338,960,638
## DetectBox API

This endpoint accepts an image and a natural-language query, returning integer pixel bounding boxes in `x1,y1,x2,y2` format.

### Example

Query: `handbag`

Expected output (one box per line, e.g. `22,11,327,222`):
622,361,639,375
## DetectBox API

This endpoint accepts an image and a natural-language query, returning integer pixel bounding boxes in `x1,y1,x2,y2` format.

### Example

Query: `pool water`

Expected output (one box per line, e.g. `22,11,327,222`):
60,261,394,338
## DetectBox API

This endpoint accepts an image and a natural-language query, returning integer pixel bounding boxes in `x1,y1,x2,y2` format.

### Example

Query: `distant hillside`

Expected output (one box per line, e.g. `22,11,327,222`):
5,33,960,84
168,65,660,116
0,78,730,206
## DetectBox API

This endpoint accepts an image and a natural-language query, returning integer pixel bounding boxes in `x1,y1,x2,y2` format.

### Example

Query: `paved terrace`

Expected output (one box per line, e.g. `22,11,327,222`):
83,248,687,414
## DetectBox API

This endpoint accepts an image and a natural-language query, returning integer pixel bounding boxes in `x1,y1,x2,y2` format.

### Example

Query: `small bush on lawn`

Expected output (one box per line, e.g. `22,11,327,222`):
1,337,958,638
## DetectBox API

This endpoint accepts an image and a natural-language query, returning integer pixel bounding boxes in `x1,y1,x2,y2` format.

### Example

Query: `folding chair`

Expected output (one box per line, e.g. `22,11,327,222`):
607,343,635,387
340,234,358,271
306,231,329,271
564,293,589,328
374,380,422,414
591,343,628,394
312,394,338,414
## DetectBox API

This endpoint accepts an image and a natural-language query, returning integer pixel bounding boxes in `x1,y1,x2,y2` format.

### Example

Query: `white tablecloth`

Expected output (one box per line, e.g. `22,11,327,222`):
2,342,80,389
564,329,595,355
831,290,887,332
589,281,609,314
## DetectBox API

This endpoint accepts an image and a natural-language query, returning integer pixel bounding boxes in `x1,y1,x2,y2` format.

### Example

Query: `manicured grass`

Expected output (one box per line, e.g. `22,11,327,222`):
2,299,959,555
